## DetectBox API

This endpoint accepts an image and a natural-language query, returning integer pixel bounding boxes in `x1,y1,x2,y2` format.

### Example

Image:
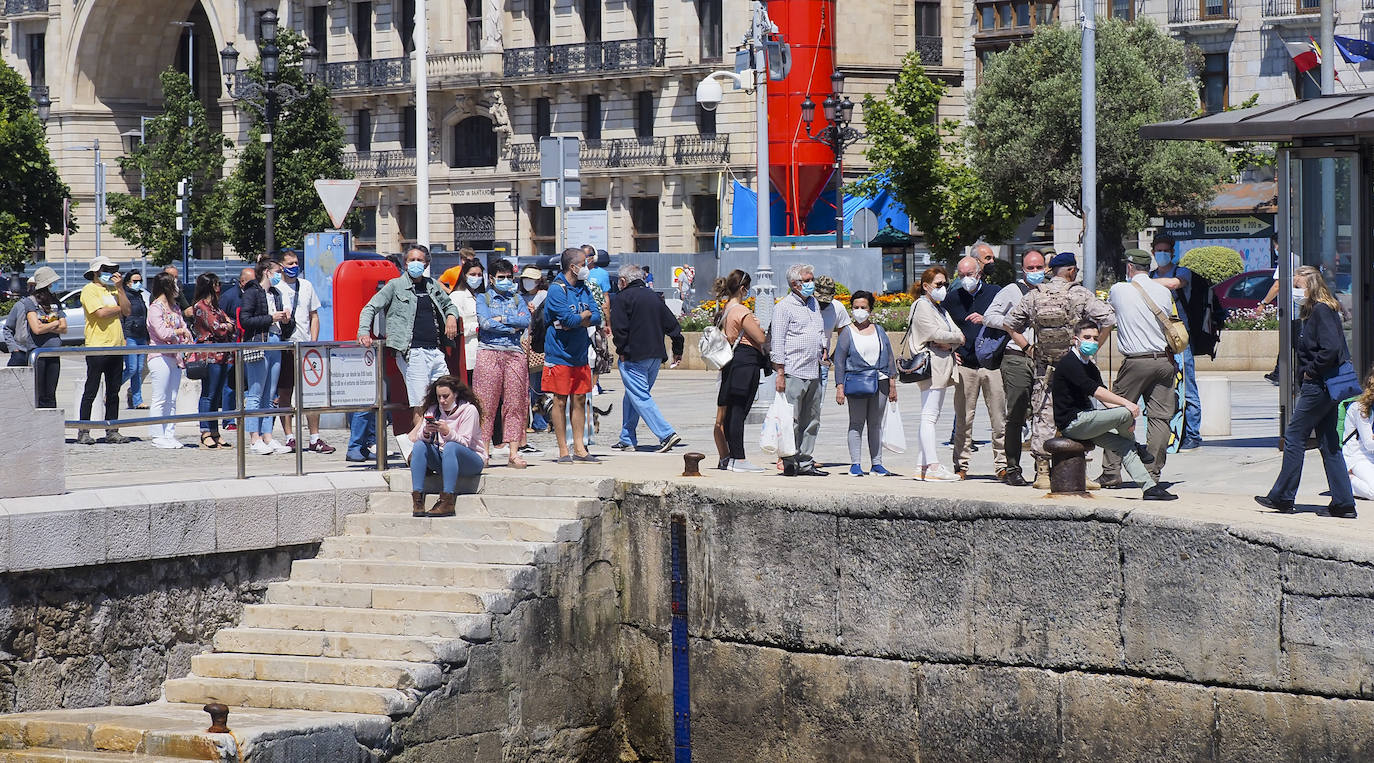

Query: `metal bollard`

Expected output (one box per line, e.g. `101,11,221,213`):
204,703,230,733
682,452,706,477
1045,436,1094,497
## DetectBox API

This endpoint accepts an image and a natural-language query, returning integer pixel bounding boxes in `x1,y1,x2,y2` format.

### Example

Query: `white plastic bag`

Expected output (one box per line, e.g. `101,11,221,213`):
881,401,907,454
759,391,796,457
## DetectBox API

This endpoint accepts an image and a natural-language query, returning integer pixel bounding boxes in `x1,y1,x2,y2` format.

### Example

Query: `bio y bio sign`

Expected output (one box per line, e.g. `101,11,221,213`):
300,346,376,408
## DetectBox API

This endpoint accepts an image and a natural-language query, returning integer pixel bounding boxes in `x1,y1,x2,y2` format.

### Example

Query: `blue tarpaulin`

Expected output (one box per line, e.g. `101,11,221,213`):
732,175,909,241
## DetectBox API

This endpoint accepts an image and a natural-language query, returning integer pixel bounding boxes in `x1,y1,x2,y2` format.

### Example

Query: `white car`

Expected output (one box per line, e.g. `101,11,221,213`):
59,289,87,345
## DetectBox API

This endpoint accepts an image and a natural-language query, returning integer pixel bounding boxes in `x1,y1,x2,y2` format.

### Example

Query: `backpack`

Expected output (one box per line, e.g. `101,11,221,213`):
1030,283,1077,363
974,282,1028,370
1184,273,1226,359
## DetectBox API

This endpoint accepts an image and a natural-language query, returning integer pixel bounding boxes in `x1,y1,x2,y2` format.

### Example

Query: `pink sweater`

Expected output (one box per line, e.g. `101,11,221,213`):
408,401,486,459
147,298,188,362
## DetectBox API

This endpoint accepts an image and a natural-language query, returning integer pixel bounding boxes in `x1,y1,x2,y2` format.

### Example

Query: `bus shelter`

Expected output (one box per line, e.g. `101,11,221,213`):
1142,92,1374,432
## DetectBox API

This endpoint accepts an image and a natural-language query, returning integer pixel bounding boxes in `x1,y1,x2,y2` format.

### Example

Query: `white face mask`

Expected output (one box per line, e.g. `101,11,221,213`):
522,278,537,292
1292,287,1307,303
575,265,590,281
852,308,870,324
961,276,980,293
929,286,947,302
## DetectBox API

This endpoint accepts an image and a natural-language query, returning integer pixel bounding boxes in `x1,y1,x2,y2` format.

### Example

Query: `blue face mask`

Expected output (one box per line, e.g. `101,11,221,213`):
283,265,300,278
129,282,144,292
407,261,426,278
100,272,117,285
269,273,282,286
1025,271,1046,285
494,278,516,294
1079,340,1100,357
466,275,485,290
799,281,816,298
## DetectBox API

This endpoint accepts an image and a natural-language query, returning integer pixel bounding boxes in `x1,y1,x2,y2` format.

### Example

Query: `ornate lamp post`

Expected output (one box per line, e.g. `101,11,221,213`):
220,10,319,257
801,71,865,248
33,90,51,125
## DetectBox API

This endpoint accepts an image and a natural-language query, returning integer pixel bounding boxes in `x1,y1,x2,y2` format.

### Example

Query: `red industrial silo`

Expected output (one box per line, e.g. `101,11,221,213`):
768,0,836,236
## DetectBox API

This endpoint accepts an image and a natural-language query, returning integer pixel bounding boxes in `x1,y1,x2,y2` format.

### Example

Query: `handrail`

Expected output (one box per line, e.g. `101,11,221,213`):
31,340,392,479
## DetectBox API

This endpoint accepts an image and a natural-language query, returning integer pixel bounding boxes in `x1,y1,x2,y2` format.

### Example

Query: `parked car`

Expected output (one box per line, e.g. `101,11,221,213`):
59,289,87,344
1213,269,1275,311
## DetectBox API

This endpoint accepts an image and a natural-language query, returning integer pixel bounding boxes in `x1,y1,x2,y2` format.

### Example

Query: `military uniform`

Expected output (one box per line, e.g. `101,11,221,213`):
1003,277,1116,480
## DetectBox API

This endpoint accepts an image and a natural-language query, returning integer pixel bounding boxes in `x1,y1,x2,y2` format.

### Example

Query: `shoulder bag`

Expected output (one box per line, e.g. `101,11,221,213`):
700,305,744,371
895,302,932,383
1131,281,1190,354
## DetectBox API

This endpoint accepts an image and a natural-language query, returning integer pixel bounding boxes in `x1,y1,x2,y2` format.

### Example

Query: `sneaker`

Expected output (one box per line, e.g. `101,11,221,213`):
611,442,635,451
491,445,511,457
104,431,132,445
224,421,237,431
718,458,730,471
1136,444,1155,465
309,438,337,455
251,440,274,455
847,465,866,477
1264,371,1280,387
270,440,293,455
76,430,95,445
284,437,297,450
729,459,766,473
1143,485,1179,501
656,433,682,453
518,444,543,455
870,464,896,477
919,465,960,482
1178,438,1203,451
346,449,369,463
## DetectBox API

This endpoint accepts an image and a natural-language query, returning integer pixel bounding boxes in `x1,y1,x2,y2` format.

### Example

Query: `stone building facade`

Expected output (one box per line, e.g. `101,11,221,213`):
0,0,963,264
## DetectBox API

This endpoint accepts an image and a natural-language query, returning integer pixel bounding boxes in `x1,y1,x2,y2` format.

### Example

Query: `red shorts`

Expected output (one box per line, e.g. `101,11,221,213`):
542,364,593,396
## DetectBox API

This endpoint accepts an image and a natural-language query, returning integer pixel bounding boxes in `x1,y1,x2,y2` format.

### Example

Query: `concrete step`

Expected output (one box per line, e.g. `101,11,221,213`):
190,653,441,691
212,628,469,663
163,677,415,716
289,558,537,591
367,491,601,520
240,605,492,641
320,536,545,565
0,751,190,762
383,470,615,499
265,581,519,614
343,512,582,543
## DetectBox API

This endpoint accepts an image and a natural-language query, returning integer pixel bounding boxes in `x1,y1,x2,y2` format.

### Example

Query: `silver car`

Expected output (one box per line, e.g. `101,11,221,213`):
59,289,87,345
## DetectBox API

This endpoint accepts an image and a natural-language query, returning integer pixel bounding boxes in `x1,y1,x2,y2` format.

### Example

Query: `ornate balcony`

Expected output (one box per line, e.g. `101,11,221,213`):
322,57,410,92
4,0,49,16
343,149,417,179
915,36,942,66
509,137,674,171
1168,0,1239,29
503,38,666,79
427,51,493,82
1262,0,1320,24
674,134,730,165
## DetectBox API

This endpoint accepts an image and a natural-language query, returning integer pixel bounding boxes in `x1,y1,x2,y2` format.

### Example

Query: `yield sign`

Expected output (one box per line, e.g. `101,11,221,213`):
314,179,362,229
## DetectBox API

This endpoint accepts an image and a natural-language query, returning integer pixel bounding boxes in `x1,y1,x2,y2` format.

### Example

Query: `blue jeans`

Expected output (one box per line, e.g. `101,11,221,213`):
410,440,484,493
199,362,228,433
1269,380,1355,506
1176,346,1200,442
122,337,148,406
618,358,674,446
529,370,549,431
222,364,236,427
349,411,377,455
244,342,283,436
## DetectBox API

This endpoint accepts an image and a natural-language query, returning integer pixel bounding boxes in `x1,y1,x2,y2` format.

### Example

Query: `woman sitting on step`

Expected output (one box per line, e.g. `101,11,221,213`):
409,374,486,518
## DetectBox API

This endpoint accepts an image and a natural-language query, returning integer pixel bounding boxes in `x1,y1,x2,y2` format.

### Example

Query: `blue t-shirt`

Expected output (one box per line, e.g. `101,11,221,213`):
588,267,612,295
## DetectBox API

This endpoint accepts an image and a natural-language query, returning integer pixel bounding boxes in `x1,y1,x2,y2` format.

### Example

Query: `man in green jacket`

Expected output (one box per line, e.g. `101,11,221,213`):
359,244,461,408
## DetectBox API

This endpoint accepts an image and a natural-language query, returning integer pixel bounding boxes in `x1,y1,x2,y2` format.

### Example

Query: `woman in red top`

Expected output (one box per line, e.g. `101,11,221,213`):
193,273,237,449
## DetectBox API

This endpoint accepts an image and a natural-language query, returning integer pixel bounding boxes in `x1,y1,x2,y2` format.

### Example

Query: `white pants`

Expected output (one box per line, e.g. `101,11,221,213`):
1351,457,1374,500
397,348,449,407
915,386,948,468
147,354,182,441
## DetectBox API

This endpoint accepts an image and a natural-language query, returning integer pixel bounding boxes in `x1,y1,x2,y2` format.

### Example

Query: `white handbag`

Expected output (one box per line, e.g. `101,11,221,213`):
700,305,744,371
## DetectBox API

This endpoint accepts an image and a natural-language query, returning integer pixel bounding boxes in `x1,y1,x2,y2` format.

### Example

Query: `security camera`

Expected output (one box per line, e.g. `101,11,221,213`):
696,77,724,111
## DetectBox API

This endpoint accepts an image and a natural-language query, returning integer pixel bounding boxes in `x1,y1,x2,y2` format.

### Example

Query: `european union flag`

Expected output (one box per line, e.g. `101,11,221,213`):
1334,35,1374,64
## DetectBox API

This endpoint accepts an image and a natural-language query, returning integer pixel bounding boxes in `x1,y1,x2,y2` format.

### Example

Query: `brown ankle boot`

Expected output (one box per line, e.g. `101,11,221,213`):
427,492,456,517
411,491,426,517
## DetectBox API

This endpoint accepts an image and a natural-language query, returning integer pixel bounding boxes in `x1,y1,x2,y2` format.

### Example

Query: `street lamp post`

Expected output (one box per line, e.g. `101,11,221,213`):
802,71,864,249
220,10,319,258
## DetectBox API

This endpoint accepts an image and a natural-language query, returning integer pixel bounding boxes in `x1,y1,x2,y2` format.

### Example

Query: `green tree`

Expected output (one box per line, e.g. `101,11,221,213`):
0,61,71,273
225,29,356,258
855,52,1029,263
968,18,1231,284
107,69,231,267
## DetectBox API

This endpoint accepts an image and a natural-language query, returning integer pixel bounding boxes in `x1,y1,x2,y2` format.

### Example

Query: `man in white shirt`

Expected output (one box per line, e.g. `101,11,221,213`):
275,251,335,453
1099,248,1177,487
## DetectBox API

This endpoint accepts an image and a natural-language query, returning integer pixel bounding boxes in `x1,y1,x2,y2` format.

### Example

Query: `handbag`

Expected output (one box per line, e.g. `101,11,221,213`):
845,368,879,397
1132,281,1190,354
973,326,1012,371
700,305,745,371
1324,360,1361,403
184,357,209,380
894,302,935,383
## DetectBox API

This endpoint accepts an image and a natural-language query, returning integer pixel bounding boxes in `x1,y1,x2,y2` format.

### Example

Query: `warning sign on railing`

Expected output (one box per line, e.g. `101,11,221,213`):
299,346,375,408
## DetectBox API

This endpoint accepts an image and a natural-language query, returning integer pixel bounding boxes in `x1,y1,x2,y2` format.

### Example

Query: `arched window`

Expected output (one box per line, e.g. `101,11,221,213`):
451,116,497,168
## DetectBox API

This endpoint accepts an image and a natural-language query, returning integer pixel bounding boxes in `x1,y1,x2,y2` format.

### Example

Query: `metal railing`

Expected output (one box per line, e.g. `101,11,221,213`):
1263,0,1320,15
502,38,666,78
1169,0,1238,22
509,136,677,172
31,341,394,479
344,148,418,179
321,57,410,91
915,36,943,66
673,134,730,165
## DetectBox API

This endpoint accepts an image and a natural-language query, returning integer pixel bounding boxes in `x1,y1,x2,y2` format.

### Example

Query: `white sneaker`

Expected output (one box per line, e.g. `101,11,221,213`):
918,465,960,482
152,438,181,449
251,440,274,455
728,459,766,473
270,440,293,455
491,445,511,457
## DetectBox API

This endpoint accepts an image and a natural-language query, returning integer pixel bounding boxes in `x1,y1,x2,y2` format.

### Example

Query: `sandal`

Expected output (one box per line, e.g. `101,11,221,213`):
212,435,228,448
200,432,219,449
507,455,528,469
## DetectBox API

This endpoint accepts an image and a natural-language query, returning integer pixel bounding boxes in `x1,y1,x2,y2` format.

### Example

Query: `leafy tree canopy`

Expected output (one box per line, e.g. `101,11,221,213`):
0,61,71,273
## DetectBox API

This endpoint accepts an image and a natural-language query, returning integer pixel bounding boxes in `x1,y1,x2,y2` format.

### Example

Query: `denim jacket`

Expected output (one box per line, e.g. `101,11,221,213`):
476,290,531,352
356,275,461,353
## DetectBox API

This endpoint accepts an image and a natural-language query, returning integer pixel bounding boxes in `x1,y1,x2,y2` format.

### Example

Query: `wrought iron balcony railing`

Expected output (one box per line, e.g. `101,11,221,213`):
503,38,666,78
1170,0,1238,21
1263,0,1319,15
914,36,943,66
673,134,730,165
343,149,417,179
322,57,410,91
4,0,49,15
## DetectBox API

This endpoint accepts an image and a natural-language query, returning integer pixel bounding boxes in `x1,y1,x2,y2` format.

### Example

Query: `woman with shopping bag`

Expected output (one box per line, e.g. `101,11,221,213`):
833,291,898,476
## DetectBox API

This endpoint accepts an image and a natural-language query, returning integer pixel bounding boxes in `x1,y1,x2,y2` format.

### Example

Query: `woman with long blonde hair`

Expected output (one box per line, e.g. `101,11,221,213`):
1256,265,1357,517
1343,370,1374,500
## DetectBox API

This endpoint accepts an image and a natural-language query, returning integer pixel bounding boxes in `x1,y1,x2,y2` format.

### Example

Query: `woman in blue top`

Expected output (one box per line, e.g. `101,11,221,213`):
473,259,533,467
832,291,899,477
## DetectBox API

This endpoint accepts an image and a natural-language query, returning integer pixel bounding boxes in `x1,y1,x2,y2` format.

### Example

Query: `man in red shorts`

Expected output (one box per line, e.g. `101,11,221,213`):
543,247,603,463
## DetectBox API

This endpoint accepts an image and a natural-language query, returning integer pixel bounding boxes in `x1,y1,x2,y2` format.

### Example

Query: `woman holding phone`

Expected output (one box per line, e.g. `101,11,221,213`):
408,375,486,518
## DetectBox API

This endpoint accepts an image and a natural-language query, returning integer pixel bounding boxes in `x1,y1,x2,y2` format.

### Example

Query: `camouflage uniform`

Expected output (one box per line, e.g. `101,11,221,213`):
1003,277,1116,459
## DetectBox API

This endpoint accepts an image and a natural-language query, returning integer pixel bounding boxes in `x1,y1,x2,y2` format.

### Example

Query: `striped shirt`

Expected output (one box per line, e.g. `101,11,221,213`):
769,292,826,380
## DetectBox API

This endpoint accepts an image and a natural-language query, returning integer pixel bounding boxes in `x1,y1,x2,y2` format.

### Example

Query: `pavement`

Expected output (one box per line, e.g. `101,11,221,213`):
11,352,1365,522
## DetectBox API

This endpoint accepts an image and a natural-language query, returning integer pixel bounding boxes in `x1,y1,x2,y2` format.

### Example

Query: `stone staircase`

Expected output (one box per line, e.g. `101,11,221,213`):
0,472,611,761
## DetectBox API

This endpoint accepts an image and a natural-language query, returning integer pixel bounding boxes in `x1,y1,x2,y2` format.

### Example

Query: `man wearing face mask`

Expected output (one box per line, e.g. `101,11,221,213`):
1149,233,1200,451
609,263,684,454
1053,321,1177,501
941,255,1007,480
544,247,603,463
76,257,134,445
770,263,829,476
982,249,1046,485
275,251,335,454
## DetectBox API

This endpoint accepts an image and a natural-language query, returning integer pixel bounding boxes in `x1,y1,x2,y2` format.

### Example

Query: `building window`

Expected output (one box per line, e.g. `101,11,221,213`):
581,198,608,211
309,6,329,63
400,0,416,53
914,1,939,37
530,201,556,254
466,0,483,51
698,0,722,60
535,98,552,139
584,0,602,42
630,197,659,252
356,109,372,152
635,91,654,138
1202,0,1229,18
356,206,378,250
1106,0,1132,20
354,1,372,59
1036,2,1057,23
398,204,418,244
532,0,550,46
633,0,654,37
452,202,496,250
691,194,718,252
977,0,1052,30
585,94,602,140
403,105,417,150
696,104,716,135
1200,52,1227,114
451,116,497,168
26,33,45,86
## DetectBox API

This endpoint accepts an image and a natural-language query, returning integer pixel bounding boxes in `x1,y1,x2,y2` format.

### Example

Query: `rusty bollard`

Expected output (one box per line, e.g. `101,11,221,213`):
204,703,230,733
682,452,706,477
1045,437,1094,497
